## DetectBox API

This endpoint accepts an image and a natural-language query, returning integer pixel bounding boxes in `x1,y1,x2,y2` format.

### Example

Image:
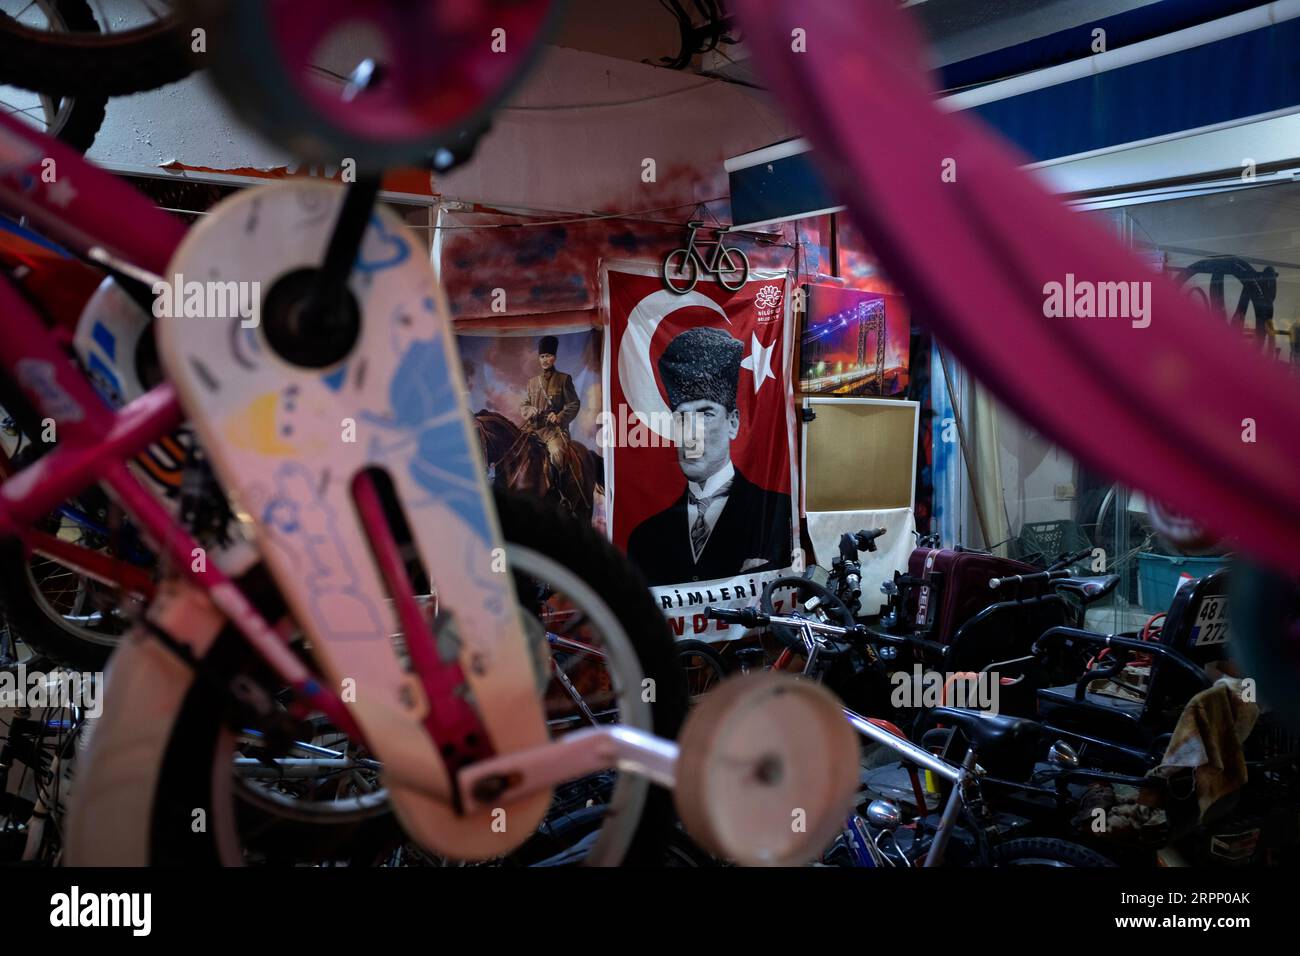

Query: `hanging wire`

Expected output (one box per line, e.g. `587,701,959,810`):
142,189,794,248
435,198,730,230
503,82,719,111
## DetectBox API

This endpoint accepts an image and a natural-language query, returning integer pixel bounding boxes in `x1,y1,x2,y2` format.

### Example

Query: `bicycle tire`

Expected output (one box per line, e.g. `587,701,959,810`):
0,526,132,671
0,8,195,98
48,89,105,153
716,246,750,292
661,248,699,294
675,638,728,702
991,837,1116,867
65,489,687,866
0,0,107,152
186,0,561,168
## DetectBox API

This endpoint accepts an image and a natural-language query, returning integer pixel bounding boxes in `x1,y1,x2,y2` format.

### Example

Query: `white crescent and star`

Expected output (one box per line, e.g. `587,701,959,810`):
618,287,778,439
740,332,775,394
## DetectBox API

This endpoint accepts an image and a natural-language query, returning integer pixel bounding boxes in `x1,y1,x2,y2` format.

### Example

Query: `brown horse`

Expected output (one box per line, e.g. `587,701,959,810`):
473,410,604,522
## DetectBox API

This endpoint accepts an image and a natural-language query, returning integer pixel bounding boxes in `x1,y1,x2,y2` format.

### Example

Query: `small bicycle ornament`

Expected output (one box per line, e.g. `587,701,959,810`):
662,220,751,294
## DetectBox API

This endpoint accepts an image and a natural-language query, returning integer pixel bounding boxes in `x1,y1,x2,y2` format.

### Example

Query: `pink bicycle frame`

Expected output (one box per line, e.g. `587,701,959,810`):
0,113,358,735
0,115,681,813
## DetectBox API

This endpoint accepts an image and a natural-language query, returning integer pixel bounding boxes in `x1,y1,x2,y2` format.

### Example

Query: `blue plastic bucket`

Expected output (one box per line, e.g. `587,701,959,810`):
1136,553,1229,611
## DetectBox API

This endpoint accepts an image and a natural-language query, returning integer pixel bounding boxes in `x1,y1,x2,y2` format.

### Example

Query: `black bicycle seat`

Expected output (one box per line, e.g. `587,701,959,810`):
1054,574,1121,604
931,707,1040,767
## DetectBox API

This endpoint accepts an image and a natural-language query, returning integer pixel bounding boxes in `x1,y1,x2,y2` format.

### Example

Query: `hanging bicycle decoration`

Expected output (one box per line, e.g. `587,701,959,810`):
1171,255,1290,362
661,220,751,293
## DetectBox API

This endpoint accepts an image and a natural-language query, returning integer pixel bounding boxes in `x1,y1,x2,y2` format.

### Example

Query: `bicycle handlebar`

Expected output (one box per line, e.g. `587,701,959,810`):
703,605,767,628
989,569,1071,589
703,605,872,640
853,528,888,552
1031,626,1212,689
839,528,888,559
1047,547,1095,571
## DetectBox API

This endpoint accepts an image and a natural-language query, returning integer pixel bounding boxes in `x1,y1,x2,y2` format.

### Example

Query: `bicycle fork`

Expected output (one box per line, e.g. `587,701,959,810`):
838,706,973,867
925,749,977,867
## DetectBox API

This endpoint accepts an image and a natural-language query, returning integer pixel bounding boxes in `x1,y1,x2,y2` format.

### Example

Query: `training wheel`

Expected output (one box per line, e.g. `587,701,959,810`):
674,672,859,866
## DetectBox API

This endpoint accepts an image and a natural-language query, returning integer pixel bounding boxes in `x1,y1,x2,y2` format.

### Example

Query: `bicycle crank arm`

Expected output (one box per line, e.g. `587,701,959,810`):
457,725,679,814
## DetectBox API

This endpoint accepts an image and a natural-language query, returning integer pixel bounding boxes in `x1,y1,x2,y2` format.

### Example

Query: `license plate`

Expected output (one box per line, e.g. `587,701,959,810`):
1192,595,1230,646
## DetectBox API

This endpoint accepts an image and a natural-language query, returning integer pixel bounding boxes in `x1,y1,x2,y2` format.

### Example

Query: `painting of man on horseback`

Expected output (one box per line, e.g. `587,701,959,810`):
468,333,605,523
522,334,580,473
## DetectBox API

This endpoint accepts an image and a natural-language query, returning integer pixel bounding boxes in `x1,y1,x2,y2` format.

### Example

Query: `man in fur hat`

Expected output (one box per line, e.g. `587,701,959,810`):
521,335,581,485
627,326,792,585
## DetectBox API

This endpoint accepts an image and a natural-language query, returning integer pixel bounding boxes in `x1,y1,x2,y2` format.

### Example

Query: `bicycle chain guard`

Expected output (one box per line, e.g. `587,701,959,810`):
153,180,552,859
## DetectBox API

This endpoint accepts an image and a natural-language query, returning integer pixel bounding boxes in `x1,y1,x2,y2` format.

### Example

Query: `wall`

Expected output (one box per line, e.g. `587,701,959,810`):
88,69,290,172
89,40,819,318
89,43,797,221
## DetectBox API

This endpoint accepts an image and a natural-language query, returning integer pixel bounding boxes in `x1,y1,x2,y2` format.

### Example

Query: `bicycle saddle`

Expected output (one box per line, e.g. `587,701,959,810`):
1054,574,1121,605
932,707,1040,768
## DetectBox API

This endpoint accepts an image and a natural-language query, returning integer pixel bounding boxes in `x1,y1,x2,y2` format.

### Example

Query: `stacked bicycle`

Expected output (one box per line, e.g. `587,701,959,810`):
699,522,1298,867
704,604,1115,867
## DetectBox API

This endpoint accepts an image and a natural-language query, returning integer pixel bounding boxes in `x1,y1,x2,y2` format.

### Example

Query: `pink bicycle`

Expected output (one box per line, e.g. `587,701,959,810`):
0,1,859,868
3,0,1297,869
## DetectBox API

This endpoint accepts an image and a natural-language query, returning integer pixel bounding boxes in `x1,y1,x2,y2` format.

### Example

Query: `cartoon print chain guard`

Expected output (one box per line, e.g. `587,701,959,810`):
154,180,551,858
75,279,215,551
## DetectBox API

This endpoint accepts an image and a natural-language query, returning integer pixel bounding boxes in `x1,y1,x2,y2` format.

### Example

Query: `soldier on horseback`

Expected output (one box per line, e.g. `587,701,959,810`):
521,335,582,506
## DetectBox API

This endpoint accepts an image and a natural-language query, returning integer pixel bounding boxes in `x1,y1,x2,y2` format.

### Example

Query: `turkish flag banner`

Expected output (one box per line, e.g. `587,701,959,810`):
600,261,799,641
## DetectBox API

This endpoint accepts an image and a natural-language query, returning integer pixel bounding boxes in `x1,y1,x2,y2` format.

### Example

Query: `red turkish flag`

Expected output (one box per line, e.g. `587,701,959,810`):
603,266,796,573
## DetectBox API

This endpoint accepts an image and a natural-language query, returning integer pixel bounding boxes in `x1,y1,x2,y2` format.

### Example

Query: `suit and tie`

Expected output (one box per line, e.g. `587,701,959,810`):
625,326,792,586
626,465,792,586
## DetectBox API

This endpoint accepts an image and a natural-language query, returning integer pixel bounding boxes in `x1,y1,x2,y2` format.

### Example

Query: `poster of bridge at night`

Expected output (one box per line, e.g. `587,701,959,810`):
798,283,911,396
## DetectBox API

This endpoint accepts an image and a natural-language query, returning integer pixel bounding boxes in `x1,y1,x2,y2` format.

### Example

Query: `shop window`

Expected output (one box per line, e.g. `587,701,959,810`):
974,177,1300,628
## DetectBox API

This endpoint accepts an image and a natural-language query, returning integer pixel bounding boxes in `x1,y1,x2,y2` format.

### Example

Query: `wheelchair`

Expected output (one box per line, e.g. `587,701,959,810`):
982,568,1300,865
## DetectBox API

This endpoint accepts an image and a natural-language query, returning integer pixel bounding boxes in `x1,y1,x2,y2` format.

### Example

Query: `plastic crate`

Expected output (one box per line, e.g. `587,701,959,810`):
1012,519,1092,569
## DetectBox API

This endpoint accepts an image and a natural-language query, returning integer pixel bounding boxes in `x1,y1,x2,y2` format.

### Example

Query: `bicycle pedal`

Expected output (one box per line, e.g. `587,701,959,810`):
153,180,552,859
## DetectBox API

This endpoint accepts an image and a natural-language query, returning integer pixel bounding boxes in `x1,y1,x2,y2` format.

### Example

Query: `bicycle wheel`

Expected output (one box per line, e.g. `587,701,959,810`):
65,490,687,866
0,514,140,670
0,0,194,97
184,0,561,168
0,415,144,670
716,246,750,292
991,837,1116,867
661,248,699,294
0,0,107,152
676,638,727,702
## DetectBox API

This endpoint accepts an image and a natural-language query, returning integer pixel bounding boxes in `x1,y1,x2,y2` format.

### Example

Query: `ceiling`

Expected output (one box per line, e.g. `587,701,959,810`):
552,0,1164,81
910,0,1161,65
